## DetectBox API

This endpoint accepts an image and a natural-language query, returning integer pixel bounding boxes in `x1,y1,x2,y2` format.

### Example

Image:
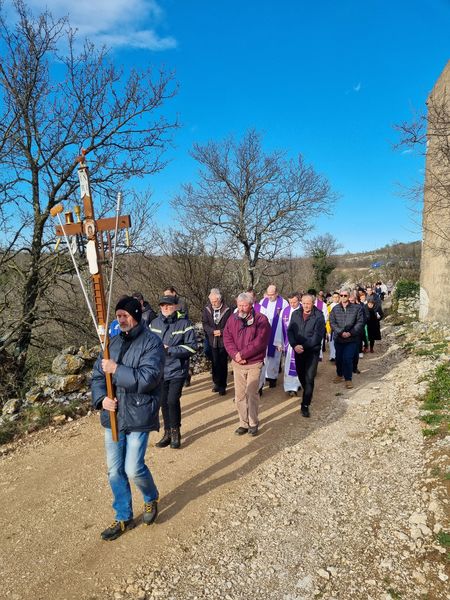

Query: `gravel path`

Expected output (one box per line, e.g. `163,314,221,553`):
1,325,448,600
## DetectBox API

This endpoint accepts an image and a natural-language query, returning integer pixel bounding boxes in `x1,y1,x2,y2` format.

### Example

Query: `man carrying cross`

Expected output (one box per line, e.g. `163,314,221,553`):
91,296,165,541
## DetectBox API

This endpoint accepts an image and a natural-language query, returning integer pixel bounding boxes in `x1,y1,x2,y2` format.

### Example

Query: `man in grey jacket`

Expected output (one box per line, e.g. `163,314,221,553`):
329,289,364,389
91,296,165,541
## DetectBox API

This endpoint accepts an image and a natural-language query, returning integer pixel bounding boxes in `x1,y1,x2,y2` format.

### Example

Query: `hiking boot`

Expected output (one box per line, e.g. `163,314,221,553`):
170,427,181,449
143,500,158,526
101,519,135,541
345,381,354,389
333,376,344,383
248,425,259,436
155,429,171,448
235,426,248,435
301,405,310,418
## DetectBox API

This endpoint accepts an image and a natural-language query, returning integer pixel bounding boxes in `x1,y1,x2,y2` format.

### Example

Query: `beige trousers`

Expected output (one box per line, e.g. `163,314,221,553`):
232,361,263,428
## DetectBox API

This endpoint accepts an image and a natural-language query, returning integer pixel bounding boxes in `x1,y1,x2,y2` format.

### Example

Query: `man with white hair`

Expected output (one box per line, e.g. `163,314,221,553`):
259,284,288,388
202,288,232,395
223,292,271,436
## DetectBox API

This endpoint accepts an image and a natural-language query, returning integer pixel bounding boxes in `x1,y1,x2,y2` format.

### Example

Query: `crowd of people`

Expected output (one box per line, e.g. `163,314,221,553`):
91,282,386,541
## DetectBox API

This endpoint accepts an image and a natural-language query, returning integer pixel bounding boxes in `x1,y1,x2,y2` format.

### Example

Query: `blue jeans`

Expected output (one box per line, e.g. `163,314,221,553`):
335,342,358,381
104,429,159,521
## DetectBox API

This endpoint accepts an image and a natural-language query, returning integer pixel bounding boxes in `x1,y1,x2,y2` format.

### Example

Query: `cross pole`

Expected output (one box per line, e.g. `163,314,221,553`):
51,151,131,442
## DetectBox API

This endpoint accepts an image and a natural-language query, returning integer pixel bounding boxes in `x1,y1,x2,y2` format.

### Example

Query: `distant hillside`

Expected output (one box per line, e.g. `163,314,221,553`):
332,240,421,285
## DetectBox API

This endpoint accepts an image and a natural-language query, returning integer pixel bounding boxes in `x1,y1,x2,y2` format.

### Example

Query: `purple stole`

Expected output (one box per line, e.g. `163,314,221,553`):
316,299,324,312
253,301,261,313
261,295,283,358
282,305,298,377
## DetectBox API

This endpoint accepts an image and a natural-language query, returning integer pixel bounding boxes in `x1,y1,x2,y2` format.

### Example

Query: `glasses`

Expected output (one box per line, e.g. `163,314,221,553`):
340,294,348,297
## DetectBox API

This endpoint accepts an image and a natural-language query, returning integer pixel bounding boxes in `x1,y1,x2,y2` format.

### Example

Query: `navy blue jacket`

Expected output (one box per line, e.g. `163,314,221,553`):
149,312,197,380
91,321,165,432
287,306,326,353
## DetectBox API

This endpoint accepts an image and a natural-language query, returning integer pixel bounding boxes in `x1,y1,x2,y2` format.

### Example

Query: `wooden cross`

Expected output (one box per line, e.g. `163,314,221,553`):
51,151,131,441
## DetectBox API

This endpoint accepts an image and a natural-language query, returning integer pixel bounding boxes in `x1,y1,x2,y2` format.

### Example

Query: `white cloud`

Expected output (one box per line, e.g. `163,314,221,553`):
25,0,176,51
353,82,361,92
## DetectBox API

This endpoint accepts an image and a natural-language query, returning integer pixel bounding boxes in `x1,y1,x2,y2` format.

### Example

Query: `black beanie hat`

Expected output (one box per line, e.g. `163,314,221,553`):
115,296,142,322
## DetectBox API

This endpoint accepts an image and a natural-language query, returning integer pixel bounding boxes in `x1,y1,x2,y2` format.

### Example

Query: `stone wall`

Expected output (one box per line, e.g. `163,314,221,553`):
420,60,450,323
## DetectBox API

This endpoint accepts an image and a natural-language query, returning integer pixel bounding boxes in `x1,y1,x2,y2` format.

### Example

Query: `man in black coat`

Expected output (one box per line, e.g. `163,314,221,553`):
202,288,232,395
91,296,165,541
287,294,325,417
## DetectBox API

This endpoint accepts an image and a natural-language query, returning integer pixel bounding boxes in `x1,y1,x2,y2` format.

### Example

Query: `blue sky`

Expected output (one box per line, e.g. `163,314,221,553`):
23,1,450,252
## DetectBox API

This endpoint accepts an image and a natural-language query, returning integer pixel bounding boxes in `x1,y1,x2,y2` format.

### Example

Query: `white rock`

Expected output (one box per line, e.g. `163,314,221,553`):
410,527,423,540
408,512,427,525
438,572,448,582
317,568,330,580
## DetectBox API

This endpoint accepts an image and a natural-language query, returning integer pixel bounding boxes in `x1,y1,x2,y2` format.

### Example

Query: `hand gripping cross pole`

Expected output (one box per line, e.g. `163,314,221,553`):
51,152,132,442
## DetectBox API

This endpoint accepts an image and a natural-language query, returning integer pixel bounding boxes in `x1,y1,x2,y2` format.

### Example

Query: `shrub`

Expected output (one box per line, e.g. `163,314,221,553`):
393,280,420,300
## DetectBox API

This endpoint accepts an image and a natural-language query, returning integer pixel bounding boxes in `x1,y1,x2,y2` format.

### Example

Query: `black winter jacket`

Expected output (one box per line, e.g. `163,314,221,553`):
329,302,364,344
91,321,165,432
149,312,197,380
202,304,232,349
287,306,326,353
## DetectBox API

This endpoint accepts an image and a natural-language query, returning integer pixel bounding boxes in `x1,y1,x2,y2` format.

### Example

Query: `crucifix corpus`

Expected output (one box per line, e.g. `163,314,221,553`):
50,150,131,441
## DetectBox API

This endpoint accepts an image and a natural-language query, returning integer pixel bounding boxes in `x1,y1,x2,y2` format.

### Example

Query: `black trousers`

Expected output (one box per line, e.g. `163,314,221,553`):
211,346,228,390
160,378,184,429
294,350,320,407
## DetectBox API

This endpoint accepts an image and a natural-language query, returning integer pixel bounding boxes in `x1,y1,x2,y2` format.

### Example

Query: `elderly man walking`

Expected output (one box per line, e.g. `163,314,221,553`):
223,292,271,436
91,296,165,541
202,288,232,395
329,289,364,389
287,294,325,417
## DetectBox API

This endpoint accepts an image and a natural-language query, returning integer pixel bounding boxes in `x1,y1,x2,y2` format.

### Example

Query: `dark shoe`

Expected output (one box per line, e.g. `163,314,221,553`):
353,368,361,374
170,427,181,449
218,388,226,396
258,387,263,397
143,500,158,525
184,375,191,388
212,384,219,392
288,391,296,397
101,519,135,541
248,426,258,436
235,427,248,435
301,405,310,418
268,379,277,388
370,349,374,353
155,429,171,448
330,358,335,362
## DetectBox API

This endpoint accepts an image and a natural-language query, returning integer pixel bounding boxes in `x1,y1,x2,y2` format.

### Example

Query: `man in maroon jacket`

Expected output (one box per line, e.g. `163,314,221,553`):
223,292,271,436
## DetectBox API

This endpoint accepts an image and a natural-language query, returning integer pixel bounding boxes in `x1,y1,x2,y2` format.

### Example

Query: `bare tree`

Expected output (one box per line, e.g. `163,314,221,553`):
174,130,335,289
0,0,177,387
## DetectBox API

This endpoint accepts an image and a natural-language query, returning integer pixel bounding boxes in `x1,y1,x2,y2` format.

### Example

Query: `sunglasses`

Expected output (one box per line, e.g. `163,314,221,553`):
340,294,348,297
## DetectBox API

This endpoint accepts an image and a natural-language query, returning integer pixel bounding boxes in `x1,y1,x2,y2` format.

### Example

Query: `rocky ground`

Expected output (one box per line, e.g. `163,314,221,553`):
0,318,448,600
